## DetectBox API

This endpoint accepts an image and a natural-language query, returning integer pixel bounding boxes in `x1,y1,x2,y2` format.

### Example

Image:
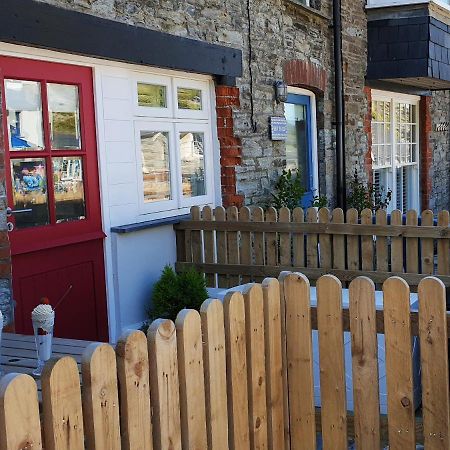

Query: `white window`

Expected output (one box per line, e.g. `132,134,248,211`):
133,75,214,214
371,91,420,212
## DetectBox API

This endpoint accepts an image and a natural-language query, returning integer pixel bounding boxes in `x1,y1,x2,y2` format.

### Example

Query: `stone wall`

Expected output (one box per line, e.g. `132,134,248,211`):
5,0,450,211
429,90,450,211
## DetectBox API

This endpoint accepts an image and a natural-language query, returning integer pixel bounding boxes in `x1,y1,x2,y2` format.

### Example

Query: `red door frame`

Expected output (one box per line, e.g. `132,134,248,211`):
0,55,108,340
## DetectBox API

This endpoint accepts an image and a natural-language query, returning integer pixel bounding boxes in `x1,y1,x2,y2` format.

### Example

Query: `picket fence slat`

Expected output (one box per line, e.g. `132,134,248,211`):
253,207,265,283
406,210,419,274
346,209,359,271
361,209,374,271
418,278,450,449
317,275,348,450
148,320,182,450
3,268,450,450
262,278,285,450
332,208,345,270
116,330,152,450
292,207,305,268
224,291,251,450
319,208,332,269
266,207,278,269
215,206,228,288
383,277,416,449
82,343,121,450
349,277,380,450
421,210,435,274
279,207,292,267
240,206,252,285
203,205,216,287
243,284,269,450
42,356,85,450
176,309,208,450
438,210,450,275
200,299,229,450
0,373,42,450
306,208,318,269
390,210,404,273
282,272,316,450
227,206,240,287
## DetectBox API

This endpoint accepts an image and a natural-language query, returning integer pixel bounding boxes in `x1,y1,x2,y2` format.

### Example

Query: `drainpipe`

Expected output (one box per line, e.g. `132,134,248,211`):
333,0,346,210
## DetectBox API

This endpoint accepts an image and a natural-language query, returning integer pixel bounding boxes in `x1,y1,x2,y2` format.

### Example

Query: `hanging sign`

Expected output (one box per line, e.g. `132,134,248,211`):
269,116,288,141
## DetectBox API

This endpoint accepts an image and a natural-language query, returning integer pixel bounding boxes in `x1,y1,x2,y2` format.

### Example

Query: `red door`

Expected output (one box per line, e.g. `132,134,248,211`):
0,56,108,341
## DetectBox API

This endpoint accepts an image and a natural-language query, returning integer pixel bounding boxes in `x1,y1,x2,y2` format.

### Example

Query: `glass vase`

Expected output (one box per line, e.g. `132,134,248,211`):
33,323,54,377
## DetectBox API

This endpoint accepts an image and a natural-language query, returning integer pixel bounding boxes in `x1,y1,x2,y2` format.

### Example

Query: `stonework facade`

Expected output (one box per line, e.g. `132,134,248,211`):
7,0,446,211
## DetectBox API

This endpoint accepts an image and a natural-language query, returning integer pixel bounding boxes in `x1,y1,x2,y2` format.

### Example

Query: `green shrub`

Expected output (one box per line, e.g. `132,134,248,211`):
347,169,392,213
147,265,208,323
271,169,306,210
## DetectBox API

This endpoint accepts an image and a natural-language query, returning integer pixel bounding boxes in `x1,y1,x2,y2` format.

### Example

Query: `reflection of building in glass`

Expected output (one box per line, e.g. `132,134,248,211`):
180,132,205,197
140,131,171,202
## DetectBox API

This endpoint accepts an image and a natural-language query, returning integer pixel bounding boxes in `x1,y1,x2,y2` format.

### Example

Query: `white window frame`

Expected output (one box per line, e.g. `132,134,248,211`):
134,121,178,214
286,86,319,199
175,122,214,209
133,73,173,118
371,90,420,212
366,0,450,12
172,78,211,120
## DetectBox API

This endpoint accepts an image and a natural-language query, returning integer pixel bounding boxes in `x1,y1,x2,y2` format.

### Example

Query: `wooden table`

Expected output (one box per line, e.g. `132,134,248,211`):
0,332,96,382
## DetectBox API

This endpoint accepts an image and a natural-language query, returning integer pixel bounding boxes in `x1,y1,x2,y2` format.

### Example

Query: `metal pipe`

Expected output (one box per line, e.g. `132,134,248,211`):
333,0,346,210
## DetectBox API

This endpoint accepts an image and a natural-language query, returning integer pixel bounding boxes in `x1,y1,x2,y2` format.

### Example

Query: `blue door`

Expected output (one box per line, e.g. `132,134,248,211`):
284,94,314,207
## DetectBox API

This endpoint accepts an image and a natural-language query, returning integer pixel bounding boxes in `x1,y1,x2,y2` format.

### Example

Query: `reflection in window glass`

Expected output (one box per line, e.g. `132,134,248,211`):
5,80,44,150
137,83,167,108
177,88,202,110
11,159,49,229
284,103,309,189
48,84,81,149
140,131,171,202
180,132,206,197
52,157,86,222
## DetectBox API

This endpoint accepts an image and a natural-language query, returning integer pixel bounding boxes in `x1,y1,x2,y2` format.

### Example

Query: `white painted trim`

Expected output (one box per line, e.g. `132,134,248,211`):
366,0,450,11
286,86,320,199
372,89,420,103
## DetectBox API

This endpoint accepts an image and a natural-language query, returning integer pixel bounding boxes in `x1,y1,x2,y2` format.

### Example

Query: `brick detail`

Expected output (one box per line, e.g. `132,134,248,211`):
215,85,244,208
419,96,432,211
283,60,327,93
363,87,373,184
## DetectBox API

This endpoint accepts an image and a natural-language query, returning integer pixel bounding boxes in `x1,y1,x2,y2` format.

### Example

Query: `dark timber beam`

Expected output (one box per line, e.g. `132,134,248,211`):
0,0,242,83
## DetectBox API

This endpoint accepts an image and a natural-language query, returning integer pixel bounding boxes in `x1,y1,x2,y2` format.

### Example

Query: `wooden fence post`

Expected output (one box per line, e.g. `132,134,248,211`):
200,298,229,450
243,284,269,450
148,319,182,450
223,291,250,450
0,373,42,450
116,330,152,450
176,309,208,450
283,272,315,450
41,356,85,450
349,277,380,450
82,343,121,450
383,277,416,449
418,277,450,449
317,275,347,450
262,278,286,450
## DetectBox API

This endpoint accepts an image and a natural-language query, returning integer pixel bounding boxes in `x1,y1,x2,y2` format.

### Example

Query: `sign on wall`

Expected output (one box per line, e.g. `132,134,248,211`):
269,116,288,141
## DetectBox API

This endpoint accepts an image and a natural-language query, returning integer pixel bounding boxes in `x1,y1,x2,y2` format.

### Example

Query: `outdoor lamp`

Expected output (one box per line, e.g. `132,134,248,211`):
274,80,288,103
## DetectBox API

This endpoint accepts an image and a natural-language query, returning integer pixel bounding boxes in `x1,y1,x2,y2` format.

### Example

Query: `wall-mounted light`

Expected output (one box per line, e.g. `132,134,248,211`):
274,80,288,103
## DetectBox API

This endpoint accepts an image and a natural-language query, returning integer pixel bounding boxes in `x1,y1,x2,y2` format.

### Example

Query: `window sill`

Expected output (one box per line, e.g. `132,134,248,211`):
110,214,191,234
284,0,332,21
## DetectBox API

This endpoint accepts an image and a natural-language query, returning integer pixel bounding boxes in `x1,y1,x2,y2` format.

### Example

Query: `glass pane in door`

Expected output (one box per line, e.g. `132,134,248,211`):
180,131,206,197
285,102,309,189
5,80,44,150
52,157,86,222
47,84,81,149
11,158,49,228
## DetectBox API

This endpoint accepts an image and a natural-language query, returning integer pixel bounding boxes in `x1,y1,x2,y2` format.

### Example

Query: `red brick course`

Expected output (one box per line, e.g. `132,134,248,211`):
283,60,327,94
215,85,244,208
419,96,432,211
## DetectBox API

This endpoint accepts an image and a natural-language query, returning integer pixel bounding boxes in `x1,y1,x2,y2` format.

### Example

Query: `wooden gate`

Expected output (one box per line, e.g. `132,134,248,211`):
1,274,449,449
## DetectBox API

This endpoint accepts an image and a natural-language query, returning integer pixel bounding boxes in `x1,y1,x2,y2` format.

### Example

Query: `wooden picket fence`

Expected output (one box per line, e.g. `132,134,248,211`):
174,206,450,289
1,273,449,449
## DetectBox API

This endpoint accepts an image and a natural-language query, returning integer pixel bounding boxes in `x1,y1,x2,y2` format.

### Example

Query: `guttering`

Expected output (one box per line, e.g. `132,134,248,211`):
333,0,347,210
